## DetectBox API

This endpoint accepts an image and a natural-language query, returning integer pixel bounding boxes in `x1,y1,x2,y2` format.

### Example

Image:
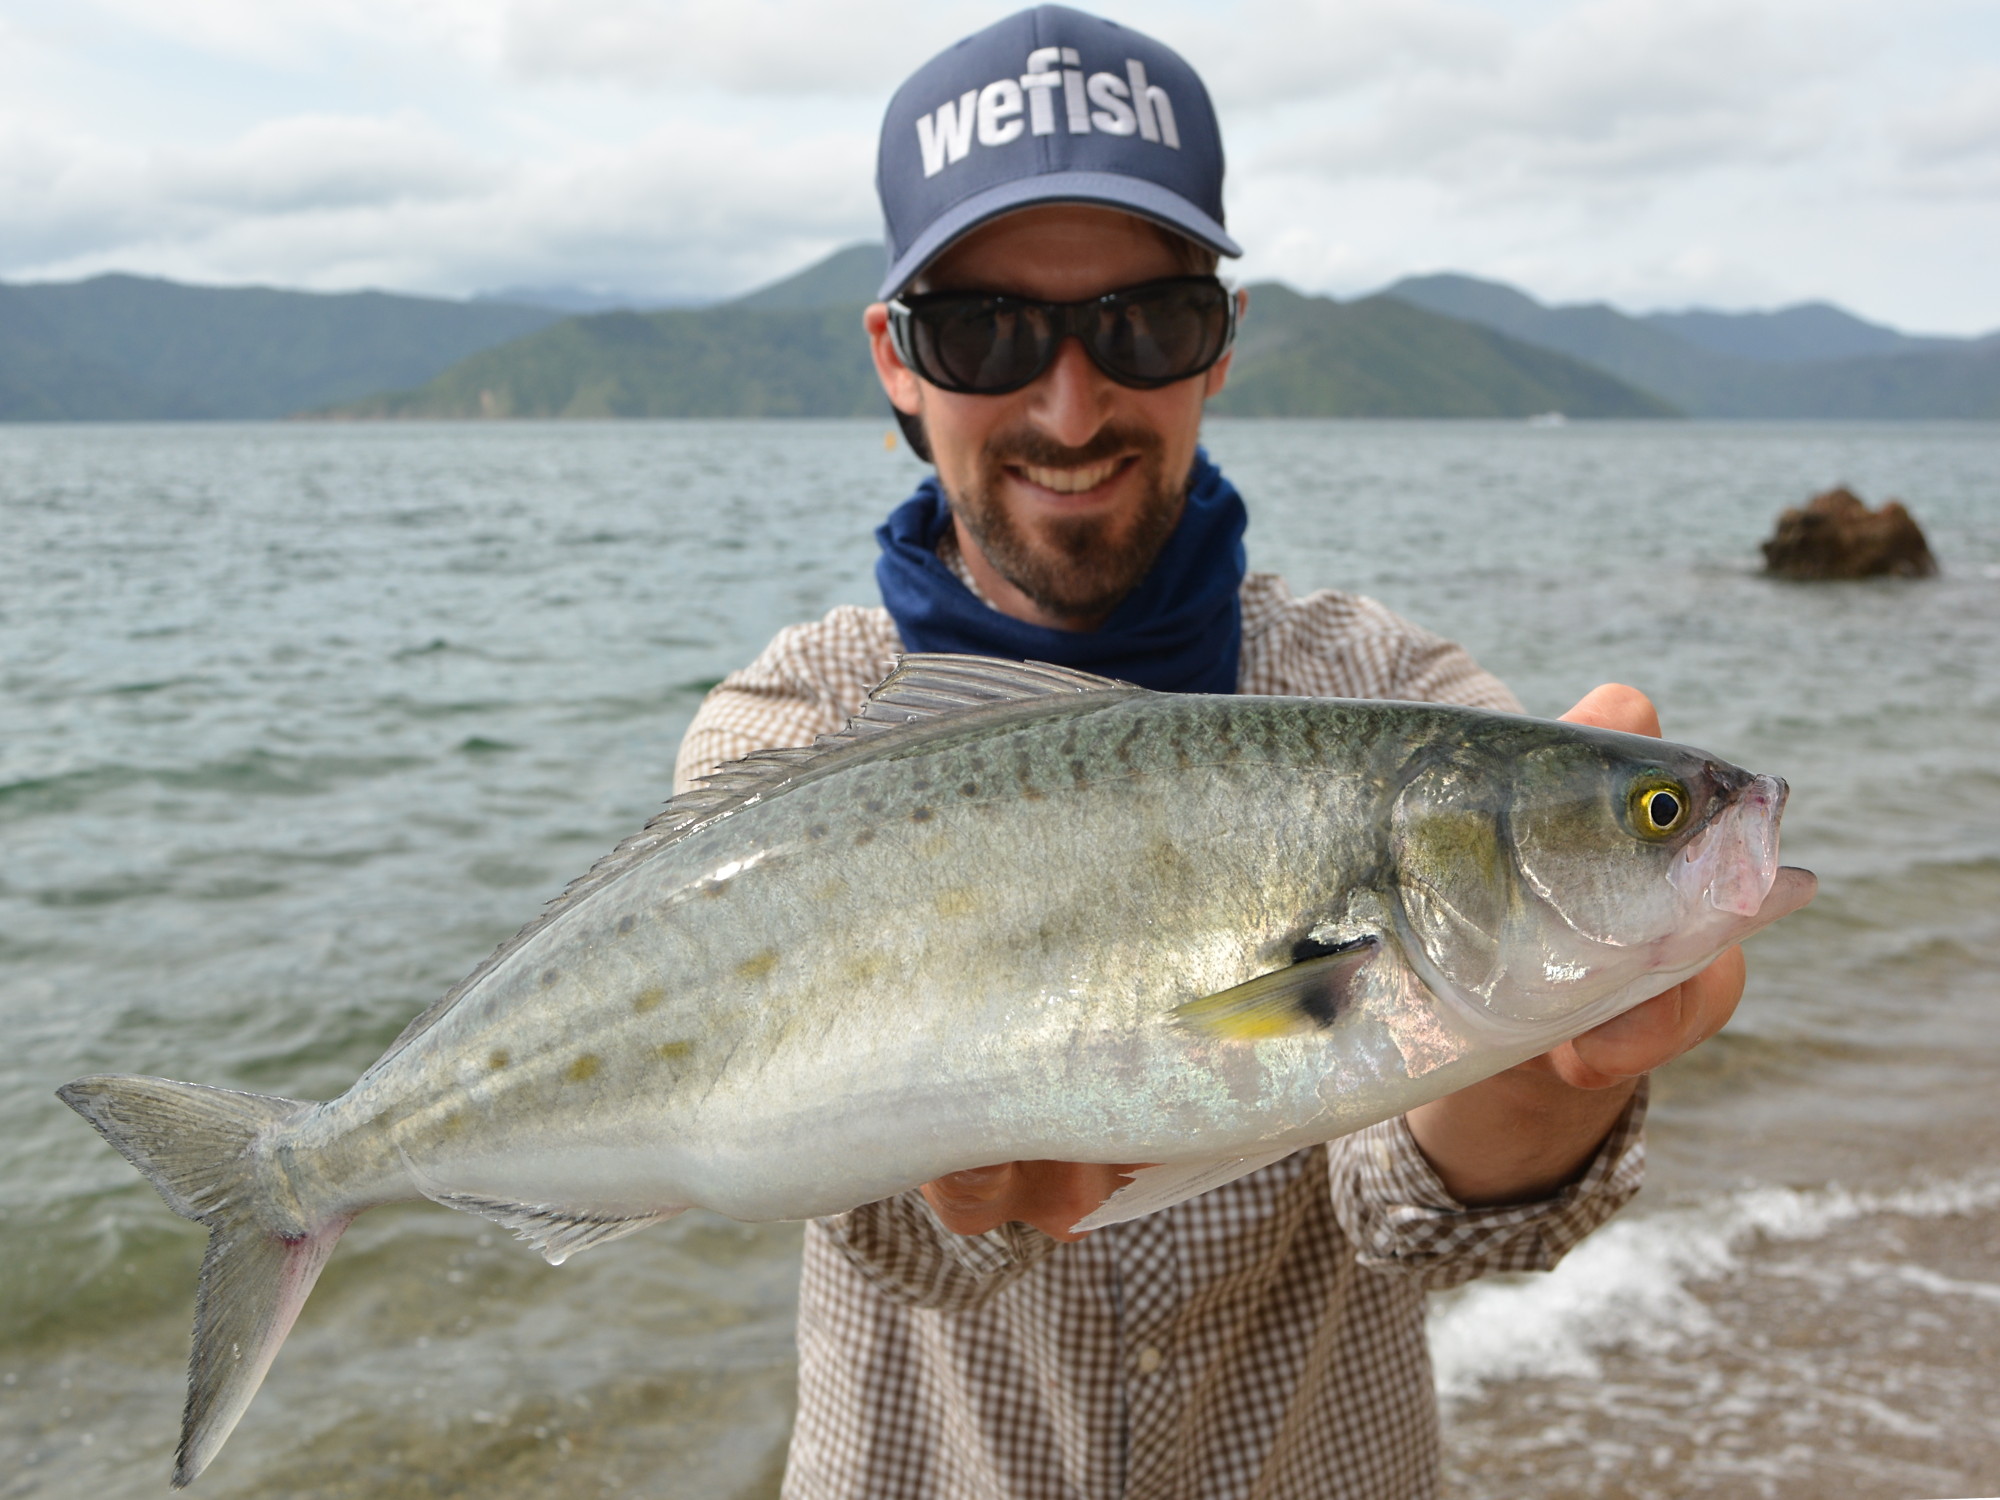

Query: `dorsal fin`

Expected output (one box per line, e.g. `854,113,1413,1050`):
373,654,1134,1065
857,654,1132,723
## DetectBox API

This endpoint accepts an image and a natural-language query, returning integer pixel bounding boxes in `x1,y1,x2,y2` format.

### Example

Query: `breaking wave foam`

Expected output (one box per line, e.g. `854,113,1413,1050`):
1427,1170,2000,1406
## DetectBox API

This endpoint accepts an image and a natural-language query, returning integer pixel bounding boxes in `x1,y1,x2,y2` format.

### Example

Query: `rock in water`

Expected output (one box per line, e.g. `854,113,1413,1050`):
1761,486,1938,580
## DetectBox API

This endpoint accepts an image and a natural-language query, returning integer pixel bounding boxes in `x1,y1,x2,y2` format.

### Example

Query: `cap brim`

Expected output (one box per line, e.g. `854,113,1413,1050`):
878,172,1242,300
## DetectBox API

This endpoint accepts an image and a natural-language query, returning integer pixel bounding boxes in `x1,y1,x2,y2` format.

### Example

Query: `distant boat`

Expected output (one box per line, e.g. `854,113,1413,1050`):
1527,411,1568,428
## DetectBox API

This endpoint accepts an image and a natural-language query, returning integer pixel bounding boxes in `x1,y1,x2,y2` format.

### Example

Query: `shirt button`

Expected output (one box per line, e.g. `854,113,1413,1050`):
1135,1345,1164,1375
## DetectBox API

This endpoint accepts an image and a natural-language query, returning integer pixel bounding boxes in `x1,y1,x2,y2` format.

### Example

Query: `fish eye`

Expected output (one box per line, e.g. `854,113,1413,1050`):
1628,778,1690,839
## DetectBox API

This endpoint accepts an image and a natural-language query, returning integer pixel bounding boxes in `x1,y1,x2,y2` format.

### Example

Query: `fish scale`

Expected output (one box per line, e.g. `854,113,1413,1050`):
55,654,1814,1486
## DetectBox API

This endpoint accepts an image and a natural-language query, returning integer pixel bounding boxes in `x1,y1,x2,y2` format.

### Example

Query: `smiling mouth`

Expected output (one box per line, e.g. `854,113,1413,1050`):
1012,456,1129,494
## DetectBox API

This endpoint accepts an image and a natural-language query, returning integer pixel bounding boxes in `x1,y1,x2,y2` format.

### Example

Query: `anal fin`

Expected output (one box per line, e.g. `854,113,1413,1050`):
1069,1148,1297,1233
426,1189,683,1265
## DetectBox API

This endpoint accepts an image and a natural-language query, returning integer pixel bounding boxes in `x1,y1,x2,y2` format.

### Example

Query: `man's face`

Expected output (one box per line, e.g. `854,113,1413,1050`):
865,206,1234,631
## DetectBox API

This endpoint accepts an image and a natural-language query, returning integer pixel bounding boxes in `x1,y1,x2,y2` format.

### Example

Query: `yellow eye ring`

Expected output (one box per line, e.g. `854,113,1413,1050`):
1628,778,1691,839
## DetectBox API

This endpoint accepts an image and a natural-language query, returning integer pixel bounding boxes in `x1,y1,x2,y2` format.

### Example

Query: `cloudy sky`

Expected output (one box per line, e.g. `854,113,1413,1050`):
4,0,1997,331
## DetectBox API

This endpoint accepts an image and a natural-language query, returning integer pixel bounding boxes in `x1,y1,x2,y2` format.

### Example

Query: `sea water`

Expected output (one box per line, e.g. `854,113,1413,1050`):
2,419,1995,1498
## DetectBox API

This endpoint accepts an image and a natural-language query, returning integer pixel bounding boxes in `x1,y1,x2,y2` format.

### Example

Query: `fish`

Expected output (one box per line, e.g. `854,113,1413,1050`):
57,655,1815,1485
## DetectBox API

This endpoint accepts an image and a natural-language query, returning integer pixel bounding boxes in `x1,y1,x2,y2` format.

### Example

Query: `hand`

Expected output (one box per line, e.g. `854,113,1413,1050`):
921,1160,1152,1242
1404,683,1748,1204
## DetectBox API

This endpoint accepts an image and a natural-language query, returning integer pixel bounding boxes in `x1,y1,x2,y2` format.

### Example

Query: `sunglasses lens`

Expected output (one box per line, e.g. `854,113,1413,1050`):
901,278,1230,394
1092,281,1229,385
914,298,1054,392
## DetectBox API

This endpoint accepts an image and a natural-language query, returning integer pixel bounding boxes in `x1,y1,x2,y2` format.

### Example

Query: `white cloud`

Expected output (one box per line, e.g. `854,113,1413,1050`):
1,106,877,298
1889,65,2000,196
1252,0,1858,192
0,0,1996,330
492,0,995,93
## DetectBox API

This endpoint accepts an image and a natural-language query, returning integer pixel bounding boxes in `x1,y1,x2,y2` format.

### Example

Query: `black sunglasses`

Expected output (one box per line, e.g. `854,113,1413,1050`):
887,275,1237,396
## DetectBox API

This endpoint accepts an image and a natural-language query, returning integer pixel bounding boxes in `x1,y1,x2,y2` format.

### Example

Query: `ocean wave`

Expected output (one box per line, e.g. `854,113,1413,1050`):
1428,1171,2000,1405
0,750,428,821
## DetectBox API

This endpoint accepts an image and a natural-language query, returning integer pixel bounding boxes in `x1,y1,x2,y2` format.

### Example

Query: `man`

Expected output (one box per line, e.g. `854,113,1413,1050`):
676,9,1743,1497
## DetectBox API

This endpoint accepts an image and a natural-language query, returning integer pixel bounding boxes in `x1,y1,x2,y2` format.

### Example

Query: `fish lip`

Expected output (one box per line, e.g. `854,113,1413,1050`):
1669,772,1789,917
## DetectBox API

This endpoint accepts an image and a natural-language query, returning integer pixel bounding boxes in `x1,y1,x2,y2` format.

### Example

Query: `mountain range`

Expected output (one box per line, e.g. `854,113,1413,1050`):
1384,274,2000,418
0,276,564,420
4,246,1995,422
333,249,1671,421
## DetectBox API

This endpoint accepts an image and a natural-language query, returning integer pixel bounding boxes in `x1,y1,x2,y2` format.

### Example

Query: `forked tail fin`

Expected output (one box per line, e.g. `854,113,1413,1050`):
57,1074,344,1488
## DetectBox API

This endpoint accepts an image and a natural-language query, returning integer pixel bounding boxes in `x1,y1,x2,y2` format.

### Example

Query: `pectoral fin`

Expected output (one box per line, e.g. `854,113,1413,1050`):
1172,938,1379,1040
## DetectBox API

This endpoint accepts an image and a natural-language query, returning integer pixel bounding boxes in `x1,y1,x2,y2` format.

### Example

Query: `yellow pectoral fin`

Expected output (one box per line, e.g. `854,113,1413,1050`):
1173,938,1380,1040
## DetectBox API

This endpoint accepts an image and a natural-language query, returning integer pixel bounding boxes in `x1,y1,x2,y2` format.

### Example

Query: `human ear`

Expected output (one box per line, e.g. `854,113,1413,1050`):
864,303,924,415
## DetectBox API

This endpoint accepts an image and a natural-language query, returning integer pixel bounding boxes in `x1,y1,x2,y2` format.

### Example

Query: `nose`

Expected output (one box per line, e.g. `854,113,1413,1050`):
1022,335,1116,450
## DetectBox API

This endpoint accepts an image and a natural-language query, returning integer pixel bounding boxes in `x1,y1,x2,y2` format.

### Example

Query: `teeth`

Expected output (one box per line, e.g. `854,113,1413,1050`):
1019,458,1122,494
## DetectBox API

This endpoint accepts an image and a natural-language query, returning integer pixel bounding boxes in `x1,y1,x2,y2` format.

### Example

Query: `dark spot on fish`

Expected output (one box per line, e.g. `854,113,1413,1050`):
617,914,636,935
702,880,728,898
632,986,665,1013
1070,759,1088,787
1114,721,1143,767
1288,935,1378,1027
864,798,885,815
1302,720,1322,757
565,1055,601,1084
1171,736,1191,771
855,828,875,846
540,968,560,988
488,1049,510,1071
1061,727,1079,755
910,776,932,792
1297,980,1343,1028
655,1040,693,1064
967,754,986,772
735,950,779,981
911,806,934,823
959,781,979,798
807,823,829,840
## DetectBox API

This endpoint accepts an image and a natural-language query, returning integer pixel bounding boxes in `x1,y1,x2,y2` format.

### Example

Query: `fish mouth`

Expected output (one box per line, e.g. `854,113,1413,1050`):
1669,772,1788,917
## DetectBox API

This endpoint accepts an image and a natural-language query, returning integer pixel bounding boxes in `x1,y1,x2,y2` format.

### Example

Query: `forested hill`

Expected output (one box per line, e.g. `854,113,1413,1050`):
328,262,1677,421
0,277,562,420
1382,273,2000,419
7,245,1994,420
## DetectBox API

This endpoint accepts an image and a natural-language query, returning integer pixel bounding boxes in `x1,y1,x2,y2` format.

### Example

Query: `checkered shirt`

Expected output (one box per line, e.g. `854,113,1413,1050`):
674,570,1649,1500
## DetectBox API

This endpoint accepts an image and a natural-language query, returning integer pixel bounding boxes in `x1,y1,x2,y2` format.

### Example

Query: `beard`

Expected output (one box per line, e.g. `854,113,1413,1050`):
944,421,1188,628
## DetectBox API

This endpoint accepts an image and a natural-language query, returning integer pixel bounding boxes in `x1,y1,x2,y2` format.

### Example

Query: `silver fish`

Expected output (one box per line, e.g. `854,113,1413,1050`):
58,656,1814,1485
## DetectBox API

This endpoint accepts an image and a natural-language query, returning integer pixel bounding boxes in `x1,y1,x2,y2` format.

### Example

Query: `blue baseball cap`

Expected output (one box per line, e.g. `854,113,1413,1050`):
876,6,1241,300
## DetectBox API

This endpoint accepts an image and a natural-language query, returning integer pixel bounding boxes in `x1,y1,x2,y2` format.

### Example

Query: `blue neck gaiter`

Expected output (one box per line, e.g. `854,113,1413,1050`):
874,449,1247,694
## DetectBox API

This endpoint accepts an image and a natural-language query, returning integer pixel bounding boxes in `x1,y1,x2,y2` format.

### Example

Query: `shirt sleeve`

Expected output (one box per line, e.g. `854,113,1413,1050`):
812,1189,1063,1311
1324,1078,1648,1291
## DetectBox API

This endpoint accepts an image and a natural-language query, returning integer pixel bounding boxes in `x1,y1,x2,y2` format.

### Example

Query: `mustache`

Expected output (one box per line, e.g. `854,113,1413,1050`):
982,422,1163,471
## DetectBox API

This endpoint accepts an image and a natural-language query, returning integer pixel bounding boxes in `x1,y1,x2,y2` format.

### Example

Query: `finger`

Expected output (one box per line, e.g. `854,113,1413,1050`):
1557,947,1748,1086
1559,683,1661,739
922,1163,1019,1235
1013,1161,1145,1243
